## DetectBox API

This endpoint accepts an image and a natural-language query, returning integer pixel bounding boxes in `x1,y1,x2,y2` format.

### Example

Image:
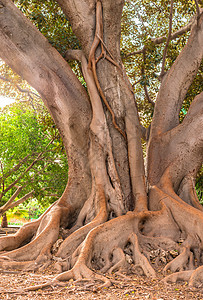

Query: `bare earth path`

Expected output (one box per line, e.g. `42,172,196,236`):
0,264,203,300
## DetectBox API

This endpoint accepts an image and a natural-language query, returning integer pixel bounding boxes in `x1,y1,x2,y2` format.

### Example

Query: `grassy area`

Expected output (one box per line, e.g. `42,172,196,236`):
4,217,29,226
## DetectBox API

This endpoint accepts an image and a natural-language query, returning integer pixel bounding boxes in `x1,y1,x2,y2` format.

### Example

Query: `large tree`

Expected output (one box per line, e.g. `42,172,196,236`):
0,0,202,289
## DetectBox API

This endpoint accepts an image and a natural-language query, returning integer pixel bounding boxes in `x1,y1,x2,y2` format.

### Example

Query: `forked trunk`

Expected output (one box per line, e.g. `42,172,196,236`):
0,0,202,291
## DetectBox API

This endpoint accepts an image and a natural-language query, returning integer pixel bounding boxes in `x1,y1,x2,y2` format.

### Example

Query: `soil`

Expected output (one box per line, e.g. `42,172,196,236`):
0,264,203,299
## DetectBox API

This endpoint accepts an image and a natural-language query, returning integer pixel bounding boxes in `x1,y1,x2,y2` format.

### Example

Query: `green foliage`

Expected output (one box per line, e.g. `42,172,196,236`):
0,0,202,205
8,199,46,219
15,0,80,55
6,199,46,222
196,168,203,204
26,199,46,219
121,0,198,127
7,204,29,219
120,1,203,196
0,100,68,209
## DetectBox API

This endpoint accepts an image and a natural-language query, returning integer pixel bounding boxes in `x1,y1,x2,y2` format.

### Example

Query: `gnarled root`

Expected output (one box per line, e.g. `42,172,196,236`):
0,201,58,253
108,247,127,274
163,246,191,274
0,219,40,252
0,203,64,270
26,211,159,291
129,232,156,277
1,181,203,293
189,265,203,287
162,270,194,284
163,266,203,287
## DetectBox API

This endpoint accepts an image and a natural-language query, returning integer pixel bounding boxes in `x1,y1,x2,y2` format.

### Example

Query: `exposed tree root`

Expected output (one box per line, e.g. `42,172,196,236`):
129,232,156,278
162,265,203,287
163,246,190,274
0,202,65,270
50,190,203,290
189,265,203,287
0,201,57,253
162,270,194,284
0,187,203,293
107,247,127,274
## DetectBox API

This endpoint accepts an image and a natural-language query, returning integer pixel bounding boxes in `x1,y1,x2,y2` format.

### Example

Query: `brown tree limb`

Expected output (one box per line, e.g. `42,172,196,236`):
132,78,142,87
148,92,203,189
0,154,35,183
144,85,155,106
0,186,23,213
0,156,39,200
141,51,155,106
55,0,95,56
3,190,34,212
152,19,193,44
150,12,203,137
0,190,34,215
160,0,174,78
194,0,201,18
0,160,4,192
0,75,40,98
177,175,203,212
0,0,91,150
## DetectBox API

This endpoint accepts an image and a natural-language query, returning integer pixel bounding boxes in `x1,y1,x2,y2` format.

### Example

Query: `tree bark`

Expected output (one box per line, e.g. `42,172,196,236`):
0,0,202,291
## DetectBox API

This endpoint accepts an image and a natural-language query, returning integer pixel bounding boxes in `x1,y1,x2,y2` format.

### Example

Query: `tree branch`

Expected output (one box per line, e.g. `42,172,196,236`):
165,92,203,190
194,0,201,18
0,75,40,98
0,0,90,124
160,0,174,78
0,160,4,192
141,51,155,106
150,12,203,137
0,154,35,183
151,18,194,45
55,0,95,56
148,92,203,188
0,186,23,213
132,78,142,87
0,138,54,200
125,19,194,58
181,91,203,124
0,190,34,215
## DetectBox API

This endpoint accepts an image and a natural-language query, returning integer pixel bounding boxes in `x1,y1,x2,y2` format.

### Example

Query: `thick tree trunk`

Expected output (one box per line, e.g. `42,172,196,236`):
0,0,202,291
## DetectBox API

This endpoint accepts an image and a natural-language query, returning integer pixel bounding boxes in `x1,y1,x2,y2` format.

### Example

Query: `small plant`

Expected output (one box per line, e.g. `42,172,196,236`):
6,199,47,223
8,221,24,226
26,199,47,219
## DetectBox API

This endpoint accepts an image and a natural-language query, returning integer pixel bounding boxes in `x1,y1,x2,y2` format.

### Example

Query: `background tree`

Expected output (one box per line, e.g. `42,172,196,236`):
0,97,68,218
0,0,202,290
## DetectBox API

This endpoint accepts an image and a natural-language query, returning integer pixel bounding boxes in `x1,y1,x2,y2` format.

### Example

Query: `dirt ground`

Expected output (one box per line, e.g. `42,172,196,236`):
0,264,203,300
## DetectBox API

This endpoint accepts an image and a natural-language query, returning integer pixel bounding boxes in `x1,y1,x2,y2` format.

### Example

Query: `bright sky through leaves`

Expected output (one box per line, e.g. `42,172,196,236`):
0,96,15,108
